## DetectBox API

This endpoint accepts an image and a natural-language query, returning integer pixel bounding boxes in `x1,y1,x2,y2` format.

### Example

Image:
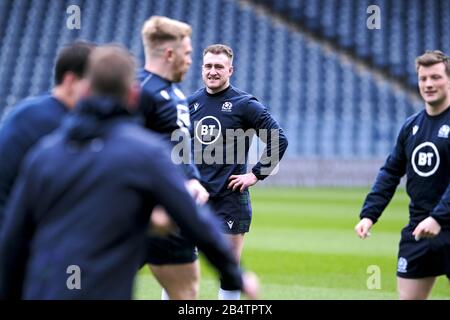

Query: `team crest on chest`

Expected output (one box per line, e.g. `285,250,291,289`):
438,125,449,138
221,101,233,112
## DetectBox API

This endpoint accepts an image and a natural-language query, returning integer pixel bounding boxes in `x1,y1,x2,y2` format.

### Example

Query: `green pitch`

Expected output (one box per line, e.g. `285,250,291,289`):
133,187,450,300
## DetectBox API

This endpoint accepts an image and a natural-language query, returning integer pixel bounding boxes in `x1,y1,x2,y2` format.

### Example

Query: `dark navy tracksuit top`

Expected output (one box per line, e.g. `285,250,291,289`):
0,94,68,226
0,96,242,299
188,85,288,196
137,70,200,180
360,107,450,228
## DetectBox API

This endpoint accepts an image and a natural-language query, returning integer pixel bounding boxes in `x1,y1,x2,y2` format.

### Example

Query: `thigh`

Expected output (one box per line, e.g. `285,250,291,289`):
397,277,436,300
225,233,245,262
149,260,200,299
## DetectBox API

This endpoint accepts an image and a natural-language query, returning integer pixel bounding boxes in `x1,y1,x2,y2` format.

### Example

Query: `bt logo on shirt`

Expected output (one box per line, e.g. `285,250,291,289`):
411,142,440,177
195,116,222,145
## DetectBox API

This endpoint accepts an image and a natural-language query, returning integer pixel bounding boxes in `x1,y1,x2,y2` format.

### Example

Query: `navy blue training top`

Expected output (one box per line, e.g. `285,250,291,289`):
360,106,450,227
0,94,68,225
137,70,199,180
188,85,288,196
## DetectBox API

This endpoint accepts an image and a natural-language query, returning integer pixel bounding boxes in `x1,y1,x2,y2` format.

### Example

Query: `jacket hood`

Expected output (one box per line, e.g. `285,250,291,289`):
63,96,132,141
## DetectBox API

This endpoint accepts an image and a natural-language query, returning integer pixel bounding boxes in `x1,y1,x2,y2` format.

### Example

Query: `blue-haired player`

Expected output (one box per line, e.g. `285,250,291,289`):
189,44,288,300
356,50,450,299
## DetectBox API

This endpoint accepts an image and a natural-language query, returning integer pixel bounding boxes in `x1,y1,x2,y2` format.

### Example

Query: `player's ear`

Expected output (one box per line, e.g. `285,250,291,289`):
62,71,78,87
229,65,234,76
165,47,174,62
62,72,83,99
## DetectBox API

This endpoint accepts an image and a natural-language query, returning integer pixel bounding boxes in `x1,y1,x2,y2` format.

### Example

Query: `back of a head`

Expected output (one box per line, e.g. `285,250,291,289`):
141,15,191,54
87,45,136,102
415,50,450,76
54,41,96,85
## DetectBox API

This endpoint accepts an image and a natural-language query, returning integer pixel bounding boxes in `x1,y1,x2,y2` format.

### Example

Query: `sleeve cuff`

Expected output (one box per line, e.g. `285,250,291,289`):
251,169,265,181
430,213,448,228
359,214,378,224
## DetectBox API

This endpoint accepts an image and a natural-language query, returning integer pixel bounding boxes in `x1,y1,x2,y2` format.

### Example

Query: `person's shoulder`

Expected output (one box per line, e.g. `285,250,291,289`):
188,87,206,100
229,85,254,99
11,94,51,118
114,122,170,153
136,68,148,82
139,71,170,95
18,94,55,109
229,86,262,105
228,86,266,113
3,94,54,123
136,69,156,86
393,109,424,141
403,109,424,130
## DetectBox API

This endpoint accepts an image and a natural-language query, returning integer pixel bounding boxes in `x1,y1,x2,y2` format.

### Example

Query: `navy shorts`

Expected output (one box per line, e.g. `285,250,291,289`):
396,225,450,279
208,190,252,234
144,232,198,265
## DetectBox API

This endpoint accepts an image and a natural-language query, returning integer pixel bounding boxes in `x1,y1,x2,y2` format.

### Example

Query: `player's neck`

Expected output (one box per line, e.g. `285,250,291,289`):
206,83,230,95
144,63,173,82
52,86,76,110
425,96,450,116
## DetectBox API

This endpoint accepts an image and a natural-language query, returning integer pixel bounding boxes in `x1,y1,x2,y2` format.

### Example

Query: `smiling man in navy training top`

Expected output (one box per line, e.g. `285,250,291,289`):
355,50,450,300
189,44,288,300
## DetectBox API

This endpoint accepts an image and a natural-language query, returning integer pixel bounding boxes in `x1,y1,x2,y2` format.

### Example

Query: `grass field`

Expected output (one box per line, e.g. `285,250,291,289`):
133,187,450,300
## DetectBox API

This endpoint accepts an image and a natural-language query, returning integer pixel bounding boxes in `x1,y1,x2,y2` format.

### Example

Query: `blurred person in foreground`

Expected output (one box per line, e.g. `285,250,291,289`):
0,44,259,300
0,41,94,227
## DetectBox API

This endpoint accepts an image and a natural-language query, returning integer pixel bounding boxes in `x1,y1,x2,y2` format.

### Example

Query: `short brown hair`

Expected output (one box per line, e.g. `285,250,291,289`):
141,16,191,51
203,44,233,63
54,41,95,85
415,50,450,77
87,44,136,102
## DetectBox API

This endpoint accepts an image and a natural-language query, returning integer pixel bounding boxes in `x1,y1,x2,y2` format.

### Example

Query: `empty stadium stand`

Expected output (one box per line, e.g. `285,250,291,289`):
0,0,438,160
